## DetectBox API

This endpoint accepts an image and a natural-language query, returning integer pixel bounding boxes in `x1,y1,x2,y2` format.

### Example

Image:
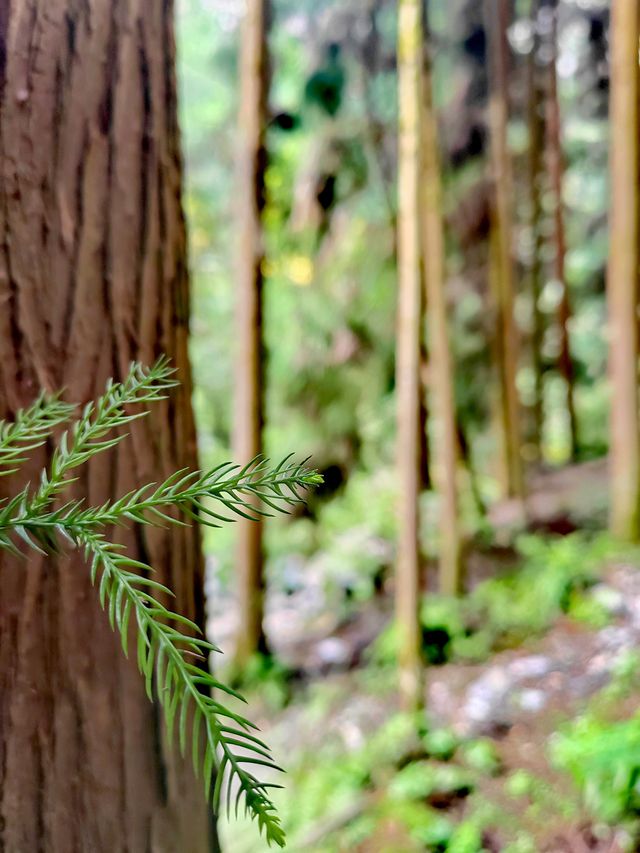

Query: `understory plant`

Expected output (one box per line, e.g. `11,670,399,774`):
0,358,321,848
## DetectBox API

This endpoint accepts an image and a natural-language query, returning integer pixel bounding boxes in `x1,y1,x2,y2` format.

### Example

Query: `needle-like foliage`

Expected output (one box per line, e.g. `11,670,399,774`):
0,358,322,848
0,392,75,477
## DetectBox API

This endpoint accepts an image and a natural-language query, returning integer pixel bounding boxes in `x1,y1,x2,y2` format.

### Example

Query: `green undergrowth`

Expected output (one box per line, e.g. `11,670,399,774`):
372,532,633,668
551,651,640,843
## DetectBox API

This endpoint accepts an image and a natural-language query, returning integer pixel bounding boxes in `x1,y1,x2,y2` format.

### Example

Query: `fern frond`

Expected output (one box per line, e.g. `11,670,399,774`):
75,531,287,848
0,394,75,476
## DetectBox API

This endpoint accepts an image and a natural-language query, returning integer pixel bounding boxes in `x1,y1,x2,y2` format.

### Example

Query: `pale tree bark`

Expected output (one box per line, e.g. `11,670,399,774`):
396,0,424,710
547,1,578,460
607,0,640,541
0,2,215,850
484,0,525,500
420,21,463,596
233,0,270,668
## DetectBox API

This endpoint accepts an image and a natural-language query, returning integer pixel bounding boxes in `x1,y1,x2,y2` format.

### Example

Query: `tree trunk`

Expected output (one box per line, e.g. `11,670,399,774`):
233,0,270,668
546,1,578,460
484,0,525,500
396,0,424,710
607,0,640,541
526,0,545,458
421,23,463,596
0,2,215,850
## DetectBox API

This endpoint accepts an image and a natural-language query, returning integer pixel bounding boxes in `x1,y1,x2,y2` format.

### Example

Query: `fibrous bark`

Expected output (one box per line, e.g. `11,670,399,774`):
0,2,213,850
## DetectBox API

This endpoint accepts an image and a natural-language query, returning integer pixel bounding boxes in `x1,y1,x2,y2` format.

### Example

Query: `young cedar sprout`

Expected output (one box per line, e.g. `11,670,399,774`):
0,357,322,848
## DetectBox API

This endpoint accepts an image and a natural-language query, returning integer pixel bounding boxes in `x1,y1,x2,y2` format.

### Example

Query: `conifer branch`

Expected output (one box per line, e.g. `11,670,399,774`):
0,359,320,847
0,394,75,477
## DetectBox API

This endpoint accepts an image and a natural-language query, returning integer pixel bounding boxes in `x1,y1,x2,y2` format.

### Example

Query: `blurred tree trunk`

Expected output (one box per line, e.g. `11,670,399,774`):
419,334,432,492
0,1,216,851
527,0,545,458
607,0,640,541
396,0,424,710
547,1,578,460
233,0,270,667
484,0,525,500
421,21,463,596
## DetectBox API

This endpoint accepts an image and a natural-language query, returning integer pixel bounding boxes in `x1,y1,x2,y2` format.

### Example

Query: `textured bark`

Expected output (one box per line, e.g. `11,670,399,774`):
396,0,424,710
547,1,578,460
607,0,640,541
526,0,545,457
233,0,270,667
484,0,525,500
0,2,214,850
420,28,463,596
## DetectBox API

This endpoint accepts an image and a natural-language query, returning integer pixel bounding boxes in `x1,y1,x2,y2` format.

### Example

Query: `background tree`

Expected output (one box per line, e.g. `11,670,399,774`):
546,0,578,460
396,0,424,709
234,0,271,668
607,0,640,541
526,0,546,457
484,0,525,499
421,11,463,596
0,2,215,849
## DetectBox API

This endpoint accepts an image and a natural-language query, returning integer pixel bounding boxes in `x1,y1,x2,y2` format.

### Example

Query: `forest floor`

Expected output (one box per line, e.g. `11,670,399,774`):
214,461,640,852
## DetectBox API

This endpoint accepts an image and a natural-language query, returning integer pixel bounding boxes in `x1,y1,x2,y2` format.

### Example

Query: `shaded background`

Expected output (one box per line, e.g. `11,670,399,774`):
176,1,639,851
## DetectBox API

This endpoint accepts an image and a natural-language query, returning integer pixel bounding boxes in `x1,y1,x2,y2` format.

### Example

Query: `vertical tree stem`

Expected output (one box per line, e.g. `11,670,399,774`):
396,0,425,710
547,1,578,460
234,0,270,665
484,0,525,500
607,0,640,540
421,21,463,596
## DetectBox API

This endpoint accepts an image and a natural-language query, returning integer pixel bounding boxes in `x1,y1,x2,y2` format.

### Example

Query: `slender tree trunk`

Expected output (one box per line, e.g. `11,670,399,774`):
527,0,545,458
607,0,640,541
419,333,432,492
421,24,463,596
0,2,215,851
233,0,270,667
396,0,424,710
484,0,525,500
547,1,578,460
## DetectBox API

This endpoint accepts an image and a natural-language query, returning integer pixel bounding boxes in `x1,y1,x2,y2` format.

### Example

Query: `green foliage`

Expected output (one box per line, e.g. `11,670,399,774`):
473,533,619,646
552,711,640,826
0,359,322,848
459,739,502,777
423,728,460,762
0,393,75,476
373,533,620,674
388,761,474,803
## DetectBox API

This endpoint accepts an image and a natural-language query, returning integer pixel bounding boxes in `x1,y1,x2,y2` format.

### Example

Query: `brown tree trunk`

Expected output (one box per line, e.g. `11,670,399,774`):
547,1,578,460
421,23,463,596
484,0,525,500
0,2,214,850
527,0,545,458
607,0,640,541
396,0,424,710
233,0,270,668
